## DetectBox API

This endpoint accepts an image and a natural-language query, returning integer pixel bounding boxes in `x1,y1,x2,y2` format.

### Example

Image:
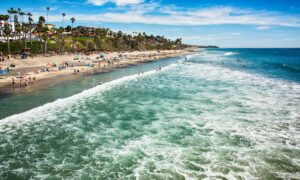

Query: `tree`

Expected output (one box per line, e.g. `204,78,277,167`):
19,11,25,24
62,13,66,27
72,29,80,52
61,13,66,54
46,7,50,23
17,8,22,23
0,14,9,22
70,17,75,33
65,25,72,32
7,8,18,41
28,13,33,45
3,23,12,55
14,14,21,41
36,16,47,54
38,16,46,26
175,38,182,44
7,8,13,23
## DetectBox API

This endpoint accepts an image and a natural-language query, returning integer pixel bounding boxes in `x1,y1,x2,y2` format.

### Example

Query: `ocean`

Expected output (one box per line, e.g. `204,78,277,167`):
0,49,299,179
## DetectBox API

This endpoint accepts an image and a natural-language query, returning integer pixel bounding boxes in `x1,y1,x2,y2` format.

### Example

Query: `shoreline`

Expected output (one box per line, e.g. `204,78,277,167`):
0,49,195,95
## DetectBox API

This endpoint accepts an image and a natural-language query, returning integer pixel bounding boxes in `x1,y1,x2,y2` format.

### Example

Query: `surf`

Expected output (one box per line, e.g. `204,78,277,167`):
0,63,178,129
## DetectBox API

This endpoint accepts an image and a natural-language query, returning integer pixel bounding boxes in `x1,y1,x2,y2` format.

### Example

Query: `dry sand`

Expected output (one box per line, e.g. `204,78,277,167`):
0,49,192,93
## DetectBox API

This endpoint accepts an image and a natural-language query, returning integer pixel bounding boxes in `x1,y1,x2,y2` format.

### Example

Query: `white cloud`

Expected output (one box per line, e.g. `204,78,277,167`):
44,5,300,28
87,0,143,6
181,33,240,42
256,26,271,30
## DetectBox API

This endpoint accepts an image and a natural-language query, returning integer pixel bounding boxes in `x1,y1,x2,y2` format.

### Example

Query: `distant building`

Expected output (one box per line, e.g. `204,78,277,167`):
0,21,16,42
62,32,72,35
45,24,55,30
0,20,15,37
77,26,96,34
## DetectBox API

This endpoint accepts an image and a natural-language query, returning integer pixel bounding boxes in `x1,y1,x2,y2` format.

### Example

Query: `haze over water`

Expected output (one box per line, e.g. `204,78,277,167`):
0,49,300,179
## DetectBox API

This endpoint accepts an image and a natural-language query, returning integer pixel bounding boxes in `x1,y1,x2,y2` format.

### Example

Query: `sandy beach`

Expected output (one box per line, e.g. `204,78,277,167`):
0,49,193,93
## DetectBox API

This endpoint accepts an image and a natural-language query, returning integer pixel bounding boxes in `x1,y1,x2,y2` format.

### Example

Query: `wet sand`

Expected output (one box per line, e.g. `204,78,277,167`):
0,49,193,94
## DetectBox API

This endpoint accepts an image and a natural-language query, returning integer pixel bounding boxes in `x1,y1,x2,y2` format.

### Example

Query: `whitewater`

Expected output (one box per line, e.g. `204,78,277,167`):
0,49,299,179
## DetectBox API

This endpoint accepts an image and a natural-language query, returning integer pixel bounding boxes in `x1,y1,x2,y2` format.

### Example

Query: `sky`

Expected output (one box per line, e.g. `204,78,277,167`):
1,0,300,47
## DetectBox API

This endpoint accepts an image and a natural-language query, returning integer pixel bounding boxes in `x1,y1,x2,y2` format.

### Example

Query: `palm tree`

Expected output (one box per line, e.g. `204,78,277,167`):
62,13,66,27
73,29,79,52
13,14,21,41
8,8,18,40
19,11,26,45
19,11,25,24
16,8,22,22
3,15,11,55
28,13,33,45
7,8,13,23
22,23,30,49
38,16,46,27
70,17,75,33
46,7,50,24
61,13,66,54
36,16,46,54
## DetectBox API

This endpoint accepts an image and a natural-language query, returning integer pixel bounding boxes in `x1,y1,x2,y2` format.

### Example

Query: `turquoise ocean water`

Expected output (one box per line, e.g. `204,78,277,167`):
0,49,299,179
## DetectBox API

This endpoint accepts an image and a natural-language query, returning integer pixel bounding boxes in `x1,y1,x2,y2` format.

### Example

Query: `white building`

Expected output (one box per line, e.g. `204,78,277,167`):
0,21,15,35
0,21,15,42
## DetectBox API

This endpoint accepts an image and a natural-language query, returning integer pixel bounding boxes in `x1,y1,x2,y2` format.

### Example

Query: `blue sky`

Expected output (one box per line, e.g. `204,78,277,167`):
1,0,300,47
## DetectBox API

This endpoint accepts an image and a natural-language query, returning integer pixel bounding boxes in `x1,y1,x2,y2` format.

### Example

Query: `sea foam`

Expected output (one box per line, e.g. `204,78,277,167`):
0,63,177,130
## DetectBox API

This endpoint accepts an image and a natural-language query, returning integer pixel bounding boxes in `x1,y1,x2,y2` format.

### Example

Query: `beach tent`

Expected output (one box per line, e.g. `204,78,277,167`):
0,69,8,75
74,55,81,60
0,67,9,75
99,53,105,58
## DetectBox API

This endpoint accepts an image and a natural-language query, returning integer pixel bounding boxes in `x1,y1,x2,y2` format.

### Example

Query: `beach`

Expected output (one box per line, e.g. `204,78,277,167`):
0,49,192,92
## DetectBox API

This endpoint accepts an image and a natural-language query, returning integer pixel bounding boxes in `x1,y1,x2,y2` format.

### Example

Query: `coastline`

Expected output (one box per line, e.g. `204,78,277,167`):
0,49,195,94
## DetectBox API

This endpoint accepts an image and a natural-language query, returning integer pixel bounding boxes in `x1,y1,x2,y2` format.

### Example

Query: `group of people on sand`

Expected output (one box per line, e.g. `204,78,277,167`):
12,75,36,88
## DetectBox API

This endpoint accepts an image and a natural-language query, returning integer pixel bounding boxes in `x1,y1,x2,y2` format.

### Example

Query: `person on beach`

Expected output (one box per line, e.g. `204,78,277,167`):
0,52,4,61
12,77,15,87
28,76,32,84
